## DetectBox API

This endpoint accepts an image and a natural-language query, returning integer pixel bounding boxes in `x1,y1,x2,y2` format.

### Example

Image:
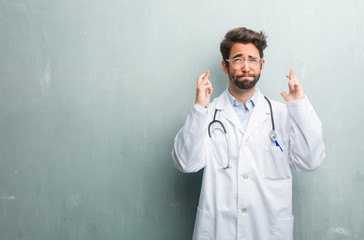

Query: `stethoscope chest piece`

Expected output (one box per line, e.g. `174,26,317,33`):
269,130,283,152
208,96,284,170
269,130,277,142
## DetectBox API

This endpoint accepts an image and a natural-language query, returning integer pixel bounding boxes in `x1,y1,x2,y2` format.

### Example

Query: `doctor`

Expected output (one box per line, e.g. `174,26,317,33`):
172,27,325,240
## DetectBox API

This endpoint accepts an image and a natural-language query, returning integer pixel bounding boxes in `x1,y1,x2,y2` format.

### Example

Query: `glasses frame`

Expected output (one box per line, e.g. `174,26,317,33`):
225,56,263,70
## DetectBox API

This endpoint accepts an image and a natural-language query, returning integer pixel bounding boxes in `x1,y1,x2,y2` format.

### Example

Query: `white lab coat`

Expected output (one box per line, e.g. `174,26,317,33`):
172,89,325,240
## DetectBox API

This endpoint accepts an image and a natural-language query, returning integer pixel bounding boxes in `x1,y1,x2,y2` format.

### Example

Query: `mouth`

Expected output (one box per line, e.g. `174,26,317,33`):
237,75,254,80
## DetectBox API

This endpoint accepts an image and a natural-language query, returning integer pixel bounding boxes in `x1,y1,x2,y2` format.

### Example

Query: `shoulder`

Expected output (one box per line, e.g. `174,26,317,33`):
207,90,229,109
269,98,287,112
257,91,287,113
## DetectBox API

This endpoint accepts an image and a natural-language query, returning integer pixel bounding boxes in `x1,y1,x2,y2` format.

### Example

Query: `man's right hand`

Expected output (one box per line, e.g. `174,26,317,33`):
195,70,213,108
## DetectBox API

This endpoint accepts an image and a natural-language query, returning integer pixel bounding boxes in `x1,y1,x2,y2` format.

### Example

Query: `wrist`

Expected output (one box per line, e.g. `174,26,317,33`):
194,104,208,114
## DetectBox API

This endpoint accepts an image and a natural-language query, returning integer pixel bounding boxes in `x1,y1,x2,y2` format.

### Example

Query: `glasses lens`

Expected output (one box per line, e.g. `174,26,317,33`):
232,58,243,69
230,58,260,69
249,59,260,69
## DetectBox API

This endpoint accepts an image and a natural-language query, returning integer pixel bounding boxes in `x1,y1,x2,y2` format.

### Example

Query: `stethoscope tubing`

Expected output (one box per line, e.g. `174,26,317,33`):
207,96,280,169
264,96,275,131
208,96,275,137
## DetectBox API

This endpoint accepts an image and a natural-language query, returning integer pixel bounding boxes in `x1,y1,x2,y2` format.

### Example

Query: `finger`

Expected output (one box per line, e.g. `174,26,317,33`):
204,70,210,79
289,69,294,80
199,79,212,90
197,70,210,85
204,81,213,94
286,69,294,79
198,72,208,82
197,73,206,84
287,69,296,91
293,75,300,85
201,70,210,82
288,80,296,92
208,82,213,94
206,85,213,95
203,79,212,87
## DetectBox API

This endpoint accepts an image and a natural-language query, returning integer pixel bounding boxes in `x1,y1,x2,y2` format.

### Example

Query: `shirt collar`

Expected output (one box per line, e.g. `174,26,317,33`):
227,89,259,110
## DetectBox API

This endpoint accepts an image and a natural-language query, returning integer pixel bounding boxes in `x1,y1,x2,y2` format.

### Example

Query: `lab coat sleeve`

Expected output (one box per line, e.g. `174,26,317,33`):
172,105,210,173
286,96,325,172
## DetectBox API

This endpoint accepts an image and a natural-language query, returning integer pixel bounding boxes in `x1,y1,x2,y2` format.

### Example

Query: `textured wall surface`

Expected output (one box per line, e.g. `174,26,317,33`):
0,0,363,239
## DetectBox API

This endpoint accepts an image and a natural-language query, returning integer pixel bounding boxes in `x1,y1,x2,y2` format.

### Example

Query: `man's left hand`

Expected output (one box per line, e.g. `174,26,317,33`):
280,69,305,102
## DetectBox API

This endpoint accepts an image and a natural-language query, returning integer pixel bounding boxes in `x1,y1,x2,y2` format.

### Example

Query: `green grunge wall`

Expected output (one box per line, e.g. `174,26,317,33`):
0,0,363,239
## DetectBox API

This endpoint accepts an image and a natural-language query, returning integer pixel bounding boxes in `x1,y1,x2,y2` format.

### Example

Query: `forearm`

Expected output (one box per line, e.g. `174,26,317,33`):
287,96,325,171
172,105,210,173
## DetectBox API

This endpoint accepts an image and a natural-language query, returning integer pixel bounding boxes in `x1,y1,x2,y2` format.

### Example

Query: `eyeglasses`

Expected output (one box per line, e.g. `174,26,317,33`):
225,57,263,69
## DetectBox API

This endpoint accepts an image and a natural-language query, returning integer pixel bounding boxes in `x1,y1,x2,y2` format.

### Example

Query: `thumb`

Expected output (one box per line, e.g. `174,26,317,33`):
280,91,288,100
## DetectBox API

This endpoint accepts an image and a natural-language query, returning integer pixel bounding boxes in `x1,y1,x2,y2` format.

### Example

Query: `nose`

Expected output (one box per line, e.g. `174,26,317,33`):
241,60,250,72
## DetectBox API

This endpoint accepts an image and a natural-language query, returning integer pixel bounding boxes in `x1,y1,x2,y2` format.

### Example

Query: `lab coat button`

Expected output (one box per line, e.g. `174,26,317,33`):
242,208,247,214
243,174,249,179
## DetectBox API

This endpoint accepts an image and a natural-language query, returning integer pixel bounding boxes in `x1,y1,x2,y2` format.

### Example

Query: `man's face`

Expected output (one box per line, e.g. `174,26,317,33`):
222,43,265,91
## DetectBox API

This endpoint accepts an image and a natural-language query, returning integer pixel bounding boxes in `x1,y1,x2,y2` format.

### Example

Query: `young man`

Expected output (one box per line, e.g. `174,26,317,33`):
172,27,325,240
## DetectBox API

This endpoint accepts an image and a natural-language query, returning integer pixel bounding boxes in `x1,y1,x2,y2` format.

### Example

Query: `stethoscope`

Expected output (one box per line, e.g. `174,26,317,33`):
208,96,283,169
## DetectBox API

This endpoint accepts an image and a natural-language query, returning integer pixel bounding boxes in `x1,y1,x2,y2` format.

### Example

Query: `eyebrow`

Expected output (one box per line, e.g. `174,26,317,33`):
232,54,243,58
231,54,259,59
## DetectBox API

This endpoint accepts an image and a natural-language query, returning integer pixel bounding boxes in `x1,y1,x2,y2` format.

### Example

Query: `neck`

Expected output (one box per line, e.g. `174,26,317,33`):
228,85,256,107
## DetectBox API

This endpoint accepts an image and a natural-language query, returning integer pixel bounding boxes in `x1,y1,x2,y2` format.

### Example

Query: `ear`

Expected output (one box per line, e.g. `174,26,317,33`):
222,60,229,75
260,59,265,72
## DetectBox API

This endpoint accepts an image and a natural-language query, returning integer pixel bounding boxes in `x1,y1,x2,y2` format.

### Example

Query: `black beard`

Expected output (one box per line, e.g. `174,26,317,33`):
230,73,261,90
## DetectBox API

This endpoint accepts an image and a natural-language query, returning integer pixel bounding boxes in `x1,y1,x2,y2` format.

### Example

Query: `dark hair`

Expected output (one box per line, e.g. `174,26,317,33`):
220,27,267,60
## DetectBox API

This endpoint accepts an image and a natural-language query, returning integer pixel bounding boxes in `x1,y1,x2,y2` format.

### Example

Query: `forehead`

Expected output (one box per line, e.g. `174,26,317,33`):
229,43,260,58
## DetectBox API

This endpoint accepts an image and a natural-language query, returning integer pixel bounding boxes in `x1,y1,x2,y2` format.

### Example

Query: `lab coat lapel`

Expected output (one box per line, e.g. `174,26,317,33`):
216,90,244,134
244,93,270,140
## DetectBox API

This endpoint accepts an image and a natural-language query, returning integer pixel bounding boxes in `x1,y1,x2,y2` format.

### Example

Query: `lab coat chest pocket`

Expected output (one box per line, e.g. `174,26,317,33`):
192,208,214,240
263,145,291,179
